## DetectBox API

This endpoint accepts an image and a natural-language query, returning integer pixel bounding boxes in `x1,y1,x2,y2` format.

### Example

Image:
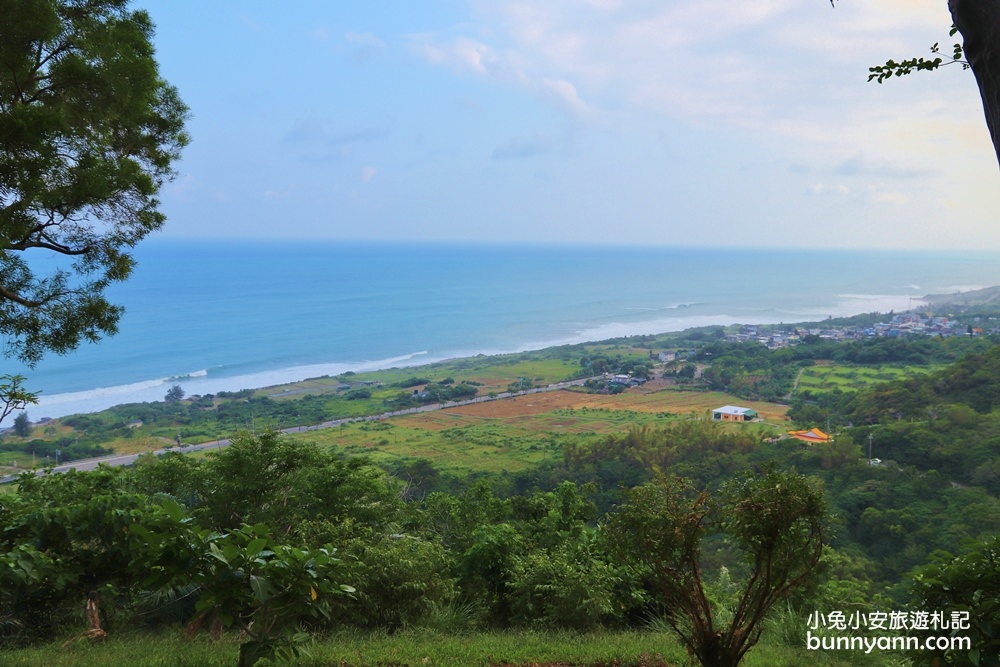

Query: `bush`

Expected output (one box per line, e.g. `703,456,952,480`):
337,535,456,629
508,541,619,630
345,388,372,400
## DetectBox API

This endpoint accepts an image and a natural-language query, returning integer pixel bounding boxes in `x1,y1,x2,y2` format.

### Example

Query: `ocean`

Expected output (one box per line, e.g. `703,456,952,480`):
8,241,1000,419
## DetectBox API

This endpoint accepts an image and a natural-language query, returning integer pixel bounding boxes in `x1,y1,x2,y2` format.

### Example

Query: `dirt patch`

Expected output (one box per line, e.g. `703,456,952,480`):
447,390,611,418
395,387,788,432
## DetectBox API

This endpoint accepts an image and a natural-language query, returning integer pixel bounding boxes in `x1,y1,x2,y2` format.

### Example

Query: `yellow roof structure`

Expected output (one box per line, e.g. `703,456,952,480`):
788,428,832,443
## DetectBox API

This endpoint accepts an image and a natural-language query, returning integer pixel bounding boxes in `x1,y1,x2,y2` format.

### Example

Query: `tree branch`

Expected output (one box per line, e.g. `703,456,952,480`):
0,283,45,308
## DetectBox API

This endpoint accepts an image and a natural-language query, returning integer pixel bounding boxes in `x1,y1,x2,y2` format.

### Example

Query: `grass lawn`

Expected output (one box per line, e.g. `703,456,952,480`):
3,628,908,667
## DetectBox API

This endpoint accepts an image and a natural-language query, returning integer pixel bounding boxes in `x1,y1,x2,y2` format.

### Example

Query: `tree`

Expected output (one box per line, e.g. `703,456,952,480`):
0,467,163,641
604,468,827,667
164,384,184,402
0,0,189,366
12,411,32,438
198,429,402,534
133,501,355,667
910,536,1000,667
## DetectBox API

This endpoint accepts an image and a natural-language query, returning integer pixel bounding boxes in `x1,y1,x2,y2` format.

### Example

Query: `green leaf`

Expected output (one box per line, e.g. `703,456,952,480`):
208,542,229,565
250,574,274,604
245,537,268,558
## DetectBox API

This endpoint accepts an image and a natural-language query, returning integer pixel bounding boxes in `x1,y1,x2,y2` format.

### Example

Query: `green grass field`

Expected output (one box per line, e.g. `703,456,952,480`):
285,413,608,475
3,627,910,667
793,363,941,396
255,354,595,402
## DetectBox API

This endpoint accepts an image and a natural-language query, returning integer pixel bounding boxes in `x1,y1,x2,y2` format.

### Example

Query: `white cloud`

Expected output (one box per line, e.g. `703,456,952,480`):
460,1,973,153
410,31,590,117
448,0,998,248
361,166,377,182
412,35,498,75
541,78,589,116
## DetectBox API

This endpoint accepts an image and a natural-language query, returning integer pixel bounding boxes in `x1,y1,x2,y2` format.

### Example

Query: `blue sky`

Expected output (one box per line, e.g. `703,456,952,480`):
142,1,1000,249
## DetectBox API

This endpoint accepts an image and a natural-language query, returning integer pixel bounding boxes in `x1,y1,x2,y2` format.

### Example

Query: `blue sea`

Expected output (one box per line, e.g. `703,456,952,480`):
9,241,1000,419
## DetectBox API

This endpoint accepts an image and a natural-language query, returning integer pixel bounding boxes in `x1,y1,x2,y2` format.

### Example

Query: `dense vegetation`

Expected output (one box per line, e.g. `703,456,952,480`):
3,322,1000,665
0,427,836,667
694,334,999,402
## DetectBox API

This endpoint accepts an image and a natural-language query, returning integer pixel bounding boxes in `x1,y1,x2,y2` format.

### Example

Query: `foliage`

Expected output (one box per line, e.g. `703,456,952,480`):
200,430,400,532
604,468,827,667
0,467,160,642
910,535,1000,667
696,335,992,403
867,33,967,83
133,501,354,667
508,531,621,630
0,374,37,425
12,411,31,438
0,0,189,366
335,533,456,630
789,342,1000,428
559,421,758,508
457,522,525,626
384,381,479,409
6,327,1000,661
164,385,184,402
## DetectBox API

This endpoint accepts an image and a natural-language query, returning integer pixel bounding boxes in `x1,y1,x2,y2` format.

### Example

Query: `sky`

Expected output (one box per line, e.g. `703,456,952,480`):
140,1,1000,250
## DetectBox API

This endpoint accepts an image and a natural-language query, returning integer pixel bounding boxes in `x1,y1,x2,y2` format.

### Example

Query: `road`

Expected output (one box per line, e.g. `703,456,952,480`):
0,377,593,484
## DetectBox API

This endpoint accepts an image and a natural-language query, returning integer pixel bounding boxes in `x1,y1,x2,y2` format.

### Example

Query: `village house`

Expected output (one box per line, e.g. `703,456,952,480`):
711,405,758,422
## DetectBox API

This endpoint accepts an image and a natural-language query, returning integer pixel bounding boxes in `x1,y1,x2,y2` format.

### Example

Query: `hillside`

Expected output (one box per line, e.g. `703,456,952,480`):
3,310,1000,665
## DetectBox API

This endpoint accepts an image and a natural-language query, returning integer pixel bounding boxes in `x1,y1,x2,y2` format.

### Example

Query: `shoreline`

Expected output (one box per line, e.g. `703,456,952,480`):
27,293,931,420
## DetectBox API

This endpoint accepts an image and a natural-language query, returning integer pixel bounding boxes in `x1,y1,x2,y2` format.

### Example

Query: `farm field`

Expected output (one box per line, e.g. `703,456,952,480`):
793,362,942,395
287,383,790,476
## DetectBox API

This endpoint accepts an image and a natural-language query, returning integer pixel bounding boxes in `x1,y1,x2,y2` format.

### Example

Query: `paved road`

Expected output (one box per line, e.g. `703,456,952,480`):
0,377,593,484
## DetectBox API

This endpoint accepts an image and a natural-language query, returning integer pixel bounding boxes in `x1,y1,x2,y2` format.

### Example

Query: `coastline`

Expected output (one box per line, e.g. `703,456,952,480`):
29,292,928,420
